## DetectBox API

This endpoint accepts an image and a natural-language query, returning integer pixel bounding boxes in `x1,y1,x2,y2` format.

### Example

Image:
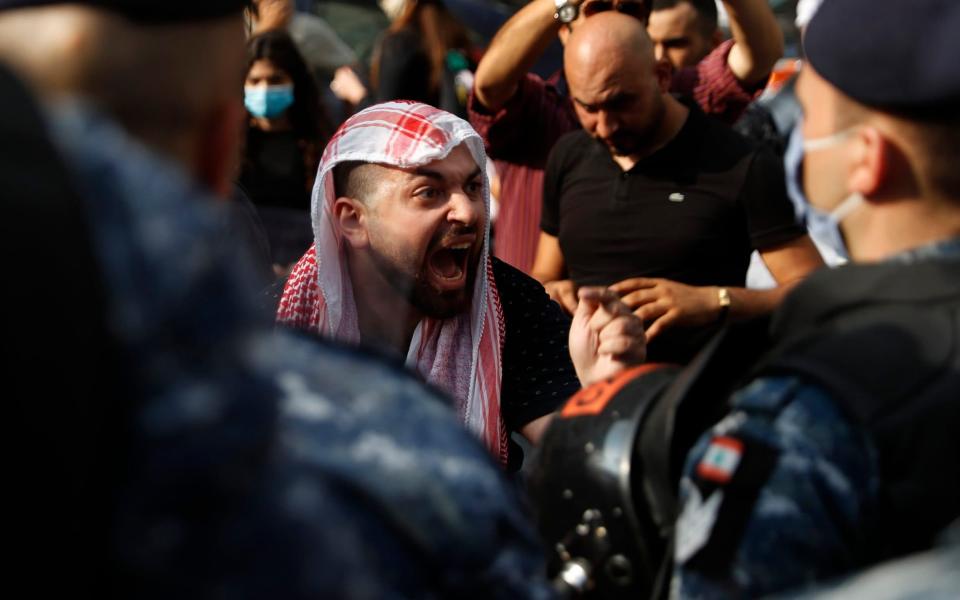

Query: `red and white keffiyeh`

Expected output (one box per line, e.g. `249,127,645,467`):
276,101,508,464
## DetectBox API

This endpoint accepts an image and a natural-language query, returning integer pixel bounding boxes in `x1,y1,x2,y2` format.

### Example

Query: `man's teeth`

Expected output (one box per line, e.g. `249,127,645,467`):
449,243,471,250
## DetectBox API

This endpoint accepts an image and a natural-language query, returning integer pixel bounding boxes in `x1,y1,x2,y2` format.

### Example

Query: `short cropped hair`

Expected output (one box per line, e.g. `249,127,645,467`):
651,0,718,34
332,160,383,203
837,94,960,203
900,110,960,202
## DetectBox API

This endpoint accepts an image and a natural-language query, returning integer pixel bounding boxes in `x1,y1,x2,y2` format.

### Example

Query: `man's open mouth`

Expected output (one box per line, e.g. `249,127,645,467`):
427,240,474,290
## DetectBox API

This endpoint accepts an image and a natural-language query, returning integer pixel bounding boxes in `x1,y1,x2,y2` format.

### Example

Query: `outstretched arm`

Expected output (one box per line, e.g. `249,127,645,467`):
723,0,785,85
610,236,823,341
568,287,647,387
473,0,579,112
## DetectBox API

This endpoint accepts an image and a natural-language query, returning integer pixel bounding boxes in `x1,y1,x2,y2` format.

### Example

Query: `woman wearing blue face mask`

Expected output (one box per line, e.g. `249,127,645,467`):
239,30,332,273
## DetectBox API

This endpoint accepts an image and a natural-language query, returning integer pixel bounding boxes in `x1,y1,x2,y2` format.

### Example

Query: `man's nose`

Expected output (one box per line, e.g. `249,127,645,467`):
448,189,481,226
596,110,619,139
653,43,665,62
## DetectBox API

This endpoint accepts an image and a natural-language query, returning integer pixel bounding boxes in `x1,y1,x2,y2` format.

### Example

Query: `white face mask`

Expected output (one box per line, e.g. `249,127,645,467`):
798,123,865,226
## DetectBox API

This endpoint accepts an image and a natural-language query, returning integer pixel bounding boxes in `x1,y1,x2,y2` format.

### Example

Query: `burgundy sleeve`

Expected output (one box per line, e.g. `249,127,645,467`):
671,39,765,125
467,73,579,169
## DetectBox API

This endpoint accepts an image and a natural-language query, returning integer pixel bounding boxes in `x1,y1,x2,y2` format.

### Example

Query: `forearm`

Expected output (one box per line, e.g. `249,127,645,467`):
254,0,294,32
723,0,784,86
473,0,565,112
531,232,566,284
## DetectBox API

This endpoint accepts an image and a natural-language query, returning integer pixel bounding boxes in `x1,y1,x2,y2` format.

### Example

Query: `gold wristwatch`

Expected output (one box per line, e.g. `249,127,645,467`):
717,287,731,321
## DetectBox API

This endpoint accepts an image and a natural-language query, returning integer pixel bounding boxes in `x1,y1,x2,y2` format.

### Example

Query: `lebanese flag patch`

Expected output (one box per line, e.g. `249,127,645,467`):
697,436,744,483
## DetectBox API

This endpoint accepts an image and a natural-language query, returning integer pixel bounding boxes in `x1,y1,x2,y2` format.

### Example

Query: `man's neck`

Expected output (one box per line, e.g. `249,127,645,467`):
611,95,689,171
346,250,422,357
846,199,960,263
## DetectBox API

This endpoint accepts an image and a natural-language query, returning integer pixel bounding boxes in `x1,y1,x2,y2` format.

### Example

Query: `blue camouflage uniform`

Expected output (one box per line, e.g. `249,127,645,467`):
48,101,555,599
671,240,960,599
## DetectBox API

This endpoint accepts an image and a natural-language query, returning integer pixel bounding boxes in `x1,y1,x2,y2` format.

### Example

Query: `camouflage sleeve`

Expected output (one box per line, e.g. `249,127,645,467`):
670,376,880,598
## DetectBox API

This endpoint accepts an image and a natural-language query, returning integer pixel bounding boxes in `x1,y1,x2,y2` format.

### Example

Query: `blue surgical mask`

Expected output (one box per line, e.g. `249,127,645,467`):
244,84,294,119
785,119,858,259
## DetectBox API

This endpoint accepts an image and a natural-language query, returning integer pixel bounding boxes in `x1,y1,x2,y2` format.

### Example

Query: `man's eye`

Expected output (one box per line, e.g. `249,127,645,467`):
416,187,440,200
466,180,484,194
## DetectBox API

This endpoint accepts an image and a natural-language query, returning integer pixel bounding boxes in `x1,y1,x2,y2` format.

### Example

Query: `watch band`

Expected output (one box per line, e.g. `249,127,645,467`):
554,0,579,24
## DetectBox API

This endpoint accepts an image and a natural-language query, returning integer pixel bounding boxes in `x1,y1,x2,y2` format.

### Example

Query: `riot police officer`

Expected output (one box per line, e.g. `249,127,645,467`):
672,0,960,596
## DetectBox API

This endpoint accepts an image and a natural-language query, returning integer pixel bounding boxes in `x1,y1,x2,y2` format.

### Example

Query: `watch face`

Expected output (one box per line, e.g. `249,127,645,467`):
558,3,579,23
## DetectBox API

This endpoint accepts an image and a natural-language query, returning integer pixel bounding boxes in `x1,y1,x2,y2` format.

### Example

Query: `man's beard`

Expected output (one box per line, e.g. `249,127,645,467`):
368,228,481,319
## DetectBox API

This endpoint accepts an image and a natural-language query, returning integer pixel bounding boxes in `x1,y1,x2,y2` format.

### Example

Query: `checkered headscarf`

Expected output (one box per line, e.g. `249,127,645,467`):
277,101,507,464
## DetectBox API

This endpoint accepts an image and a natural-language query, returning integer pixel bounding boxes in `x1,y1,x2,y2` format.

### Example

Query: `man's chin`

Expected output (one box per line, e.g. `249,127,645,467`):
413,267,477,319
413,287,471,319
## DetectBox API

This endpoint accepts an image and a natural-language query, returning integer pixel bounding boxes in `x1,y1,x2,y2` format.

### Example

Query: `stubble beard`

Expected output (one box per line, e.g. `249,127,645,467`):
367,233,480,320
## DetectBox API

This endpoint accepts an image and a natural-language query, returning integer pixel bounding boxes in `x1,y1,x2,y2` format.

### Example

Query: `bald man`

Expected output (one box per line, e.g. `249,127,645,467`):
532,12,824,364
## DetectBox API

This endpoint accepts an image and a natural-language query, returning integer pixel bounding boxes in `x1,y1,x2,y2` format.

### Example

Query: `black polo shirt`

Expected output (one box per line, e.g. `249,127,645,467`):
542,103,804,288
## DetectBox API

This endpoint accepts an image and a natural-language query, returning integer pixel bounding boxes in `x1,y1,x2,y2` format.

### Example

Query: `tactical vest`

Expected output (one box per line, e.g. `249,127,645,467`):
530,256,960,597
756,257,960,563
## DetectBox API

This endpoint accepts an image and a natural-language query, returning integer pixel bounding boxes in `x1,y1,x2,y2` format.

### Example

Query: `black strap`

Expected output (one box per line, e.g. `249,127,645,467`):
635,317,772,599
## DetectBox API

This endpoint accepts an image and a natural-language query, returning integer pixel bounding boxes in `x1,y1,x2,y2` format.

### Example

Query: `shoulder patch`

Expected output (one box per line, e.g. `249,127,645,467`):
683,434,780,576
696,436,743,484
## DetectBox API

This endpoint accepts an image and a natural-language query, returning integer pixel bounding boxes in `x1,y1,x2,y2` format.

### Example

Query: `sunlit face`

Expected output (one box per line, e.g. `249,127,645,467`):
796,66,855,214
245,58,292,89
567,55,666,157
647,1,714,68
361,143,487,318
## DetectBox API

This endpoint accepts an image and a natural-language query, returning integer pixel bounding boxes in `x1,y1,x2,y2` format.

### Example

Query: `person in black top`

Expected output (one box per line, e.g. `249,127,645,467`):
369,0,475,116
532,12,824,364
240,30,332,270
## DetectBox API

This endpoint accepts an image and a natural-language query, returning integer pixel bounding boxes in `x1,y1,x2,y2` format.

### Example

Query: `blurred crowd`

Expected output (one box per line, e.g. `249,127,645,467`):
4,0,959,598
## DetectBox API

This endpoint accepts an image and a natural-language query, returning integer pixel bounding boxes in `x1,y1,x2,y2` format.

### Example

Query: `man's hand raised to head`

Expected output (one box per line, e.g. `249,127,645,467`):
569,287,646,387
609,277,721,341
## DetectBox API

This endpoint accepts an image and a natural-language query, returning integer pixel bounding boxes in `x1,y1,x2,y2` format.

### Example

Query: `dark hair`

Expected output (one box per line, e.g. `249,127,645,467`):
333,160,380,203
246,30,331,148
371,0,472,94
651,0,718,34
901,110,960,201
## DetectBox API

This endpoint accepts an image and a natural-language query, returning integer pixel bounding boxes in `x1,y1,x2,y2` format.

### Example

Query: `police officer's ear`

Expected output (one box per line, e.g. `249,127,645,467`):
848,125,903,202
333,196,370,249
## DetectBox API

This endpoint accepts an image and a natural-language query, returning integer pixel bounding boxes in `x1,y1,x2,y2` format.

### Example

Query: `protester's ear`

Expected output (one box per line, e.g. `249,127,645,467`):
333,196,370,248
195,98,245,198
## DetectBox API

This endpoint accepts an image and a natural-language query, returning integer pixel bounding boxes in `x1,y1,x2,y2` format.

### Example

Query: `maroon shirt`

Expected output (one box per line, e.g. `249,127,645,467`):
469,40,762,274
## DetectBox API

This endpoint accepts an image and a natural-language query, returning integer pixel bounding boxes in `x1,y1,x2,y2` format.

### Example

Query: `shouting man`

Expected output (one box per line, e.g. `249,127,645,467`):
278,101,645,467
